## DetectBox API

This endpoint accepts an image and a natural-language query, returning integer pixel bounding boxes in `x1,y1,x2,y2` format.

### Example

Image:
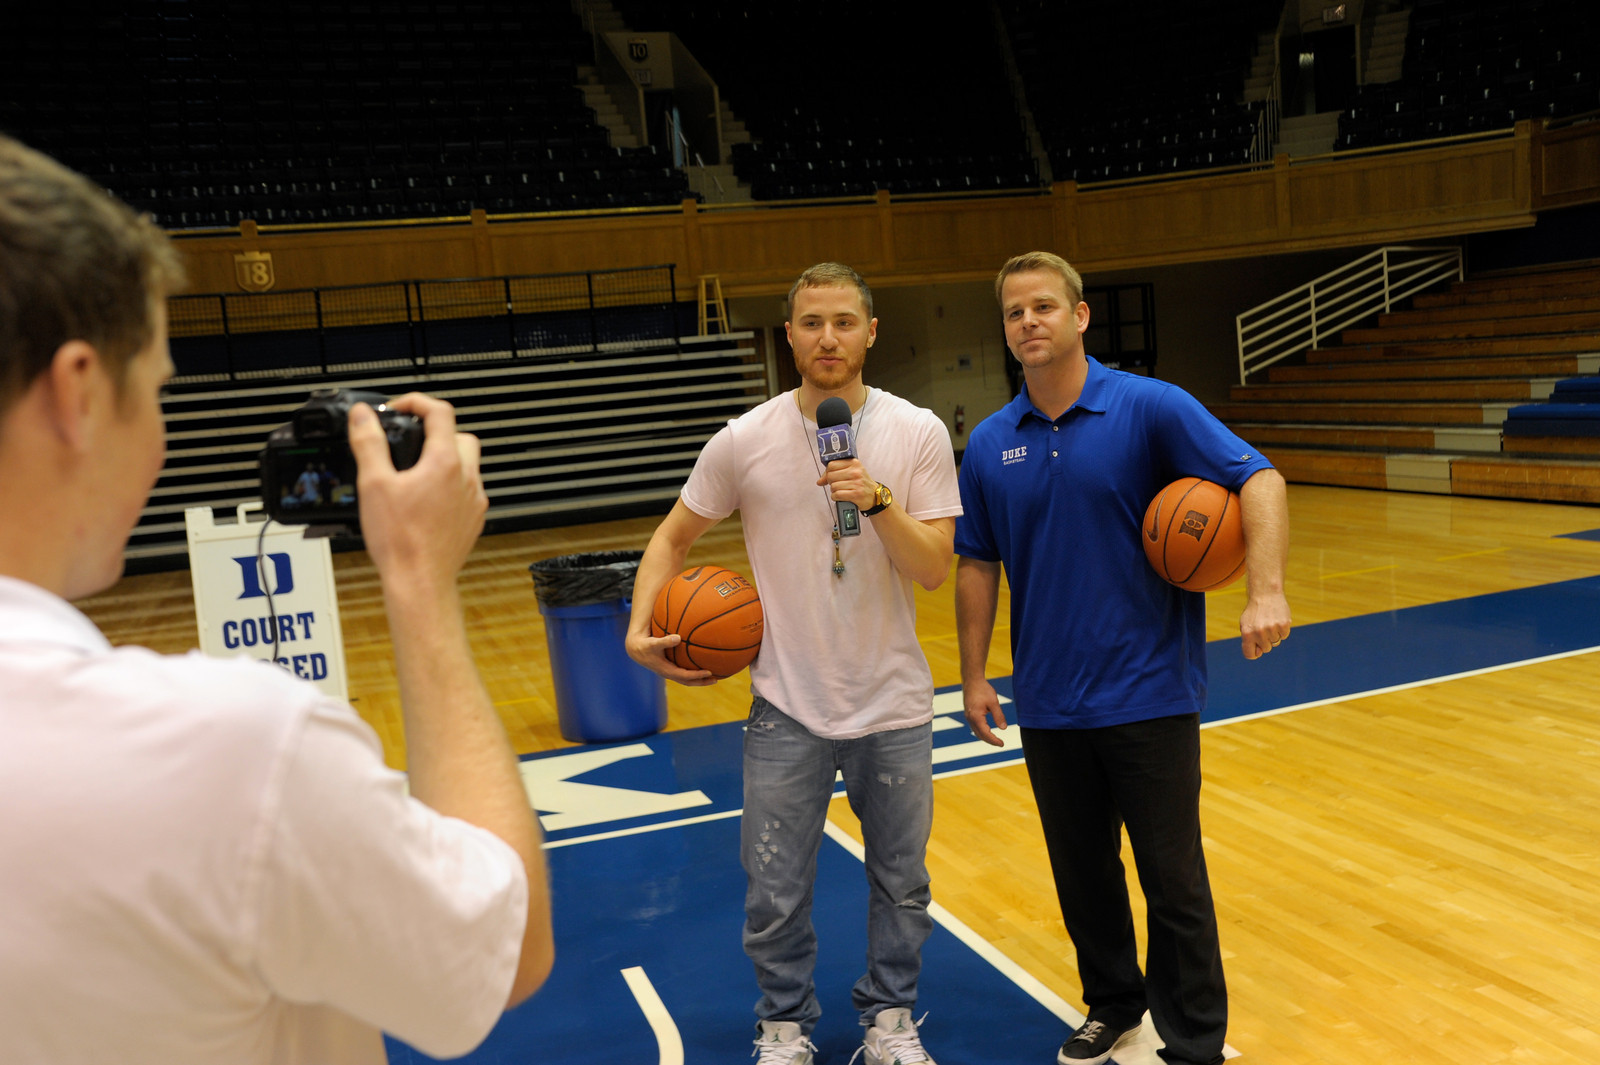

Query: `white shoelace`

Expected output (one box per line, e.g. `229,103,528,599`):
752,1033,817,1064
872,1027,931,1064
1069,1020,1110,1047
850,1012,932,1065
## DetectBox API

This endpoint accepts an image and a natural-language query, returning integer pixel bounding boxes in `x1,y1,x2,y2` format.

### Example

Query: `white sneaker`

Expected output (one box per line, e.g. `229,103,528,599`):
858,1008,935,1065
752,1020,817,1064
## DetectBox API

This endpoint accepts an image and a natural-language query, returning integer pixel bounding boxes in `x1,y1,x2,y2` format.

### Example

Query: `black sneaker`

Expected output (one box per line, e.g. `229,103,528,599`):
1056,1018,1141,1065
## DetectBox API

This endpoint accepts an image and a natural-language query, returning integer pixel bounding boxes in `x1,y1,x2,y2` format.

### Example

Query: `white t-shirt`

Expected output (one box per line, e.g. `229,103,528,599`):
0,576,528,1065
681,387,962,738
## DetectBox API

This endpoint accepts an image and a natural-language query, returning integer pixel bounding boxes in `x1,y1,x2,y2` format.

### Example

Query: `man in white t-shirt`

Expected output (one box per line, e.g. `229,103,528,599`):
626,263,961,1065
0,135,553,1063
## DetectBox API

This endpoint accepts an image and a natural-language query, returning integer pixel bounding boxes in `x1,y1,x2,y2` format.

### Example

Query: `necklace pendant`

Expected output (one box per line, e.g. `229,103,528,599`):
833,558,845,577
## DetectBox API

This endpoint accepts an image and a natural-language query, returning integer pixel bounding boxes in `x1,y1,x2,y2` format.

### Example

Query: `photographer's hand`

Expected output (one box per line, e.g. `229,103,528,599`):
348,393,486,591
346,394,553,1007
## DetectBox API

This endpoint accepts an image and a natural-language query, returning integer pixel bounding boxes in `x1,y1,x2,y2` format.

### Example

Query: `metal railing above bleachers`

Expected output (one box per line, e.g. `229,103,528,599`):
1235,245,1464,384
166,264,685,381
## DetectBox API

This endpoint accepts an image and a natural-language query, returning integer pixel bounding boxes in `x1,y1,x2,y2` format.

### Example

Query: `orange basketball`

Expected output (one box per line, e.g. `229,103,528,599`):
1142,477,1247,592
650,565,764,678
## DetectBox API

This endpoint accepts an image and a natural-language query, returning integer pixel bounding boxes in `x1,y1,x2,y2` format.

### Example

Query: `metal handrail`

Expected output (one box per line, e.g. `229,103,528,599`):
1236,245,1463,383
166,263,684,380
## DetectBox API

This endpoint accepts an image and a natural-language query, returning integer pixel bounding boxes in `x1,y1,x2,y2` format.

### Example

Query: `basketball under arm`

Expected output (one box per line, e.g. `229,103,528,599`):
626,500,721,642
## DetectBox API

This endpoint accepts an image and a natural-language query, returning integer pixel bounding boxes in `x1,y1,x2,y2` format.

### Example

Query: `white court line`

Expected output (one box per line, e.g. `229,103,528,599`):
620,966,684,1065
819,822,1238,1062
820,820,1082,1026
545,643,1600,850
543,807,742,849
821,820,1239,1062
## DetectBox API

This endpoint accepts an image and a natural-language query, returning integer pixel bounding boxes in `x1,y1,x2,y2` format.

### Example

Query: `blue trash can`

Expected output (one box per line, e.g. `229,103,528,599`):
529,551,667,744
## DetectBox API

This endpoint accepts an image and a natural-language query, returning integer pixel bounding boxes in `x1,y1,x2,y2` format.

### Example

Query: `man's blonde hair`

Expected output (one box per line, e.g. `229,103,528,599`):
0,136,185,411
994,251,1084,307
786,262,873,319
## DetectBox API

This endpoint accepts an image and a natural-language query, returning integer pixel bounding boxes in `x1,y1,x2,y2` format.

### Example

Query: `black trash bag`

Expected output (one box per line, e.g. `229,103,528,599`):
528,550,644,608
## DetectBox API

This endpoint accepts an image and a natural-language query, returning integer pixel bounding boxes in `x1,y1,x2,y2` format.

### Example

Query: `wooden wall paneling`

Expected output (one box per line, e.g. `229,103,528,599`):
485,213,692,282
1074,171,1281,262
1285,134,1528,233
876,189,898,271
1054,179,1081,261
889,196,1056,273
698,203,888,296
174,225,483,293
1533,119,1600,209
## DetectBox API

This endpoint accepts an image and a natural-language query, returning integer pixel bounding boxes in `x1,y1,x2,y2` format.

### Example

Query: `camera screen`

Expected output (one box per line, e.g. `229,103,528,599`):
266,445,359,519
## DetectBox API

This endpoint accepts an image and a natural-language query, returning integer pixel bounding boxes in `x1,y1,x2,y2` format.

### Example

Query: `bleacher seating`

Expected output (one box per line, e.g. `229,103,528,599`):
0,1,690,228
1215,260,1600,504
999,0,1281,182
1339,0,1600,150
1503,375,1600,443
612,1,1040,199
2,1,1321,220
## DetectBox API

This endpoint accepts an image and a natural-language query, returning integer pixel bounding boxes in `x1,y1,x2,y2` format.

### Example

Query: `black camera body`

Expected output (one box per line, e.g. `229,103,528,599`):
259,389,423,528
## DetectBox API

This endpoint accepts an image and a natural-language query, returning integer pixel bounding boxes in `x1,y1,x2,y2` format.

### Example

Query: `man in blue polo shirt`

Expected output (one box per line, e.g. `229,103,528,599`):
954,251,1290,1065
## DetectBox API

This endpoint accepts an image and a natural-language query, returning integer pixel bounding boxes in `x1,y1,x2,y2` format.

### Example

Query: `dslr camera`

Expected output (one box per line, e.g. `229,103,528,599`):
259,389,423,529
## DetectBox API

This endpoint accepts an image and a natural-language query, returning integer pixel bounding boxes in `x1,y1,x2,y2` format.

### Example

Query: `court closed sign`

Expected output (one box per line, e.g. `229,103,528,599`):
185,504,349,702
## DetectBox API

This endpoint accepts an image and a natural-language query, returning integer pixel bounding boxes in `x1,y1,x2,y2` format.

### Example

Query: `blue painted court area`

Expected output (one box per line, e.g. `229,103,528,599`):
387,572,1600,1065
388,816,1070,1065
1204,572,1600,723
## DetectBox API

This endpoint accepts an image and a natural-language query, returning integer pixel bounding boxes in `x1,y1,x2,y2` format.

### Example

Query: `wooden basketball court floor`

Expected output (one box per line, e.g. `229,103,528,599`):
78,483,1600,1064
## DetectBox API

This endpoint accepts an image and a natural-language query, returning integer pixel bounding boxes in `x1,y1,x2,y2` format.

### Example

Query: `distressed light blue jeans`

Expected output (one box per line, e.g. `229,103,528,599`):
741,694,934,1035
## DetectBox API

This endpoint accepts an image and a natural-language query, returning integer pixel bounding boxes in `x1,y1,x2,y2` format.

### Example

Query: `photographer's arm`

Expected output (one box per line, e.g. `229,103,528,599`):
347,395,553,1007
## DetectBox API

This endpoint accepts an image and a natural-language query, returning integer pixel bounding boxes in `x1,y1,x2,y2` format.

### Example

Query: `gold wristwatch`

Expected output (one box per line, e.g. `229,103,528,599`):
863,481,892,516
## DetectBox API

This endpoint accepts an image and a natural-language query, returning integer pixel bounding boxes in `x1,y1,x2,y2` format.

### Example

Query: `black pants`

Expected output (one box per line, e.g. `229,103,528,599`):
1021,714,1226,1065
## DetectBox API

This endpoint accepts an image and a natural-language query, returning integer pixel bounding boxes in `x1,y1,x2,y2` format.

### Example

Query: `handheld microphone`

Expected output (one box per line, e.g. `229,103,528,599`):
814,396,861,538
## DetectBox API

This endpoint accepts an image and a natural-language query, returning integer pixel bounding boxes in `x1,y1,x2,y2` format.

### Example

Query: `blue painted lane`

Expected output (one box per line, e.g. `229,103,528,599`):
1204,574,1600,723
387,818,1071,1064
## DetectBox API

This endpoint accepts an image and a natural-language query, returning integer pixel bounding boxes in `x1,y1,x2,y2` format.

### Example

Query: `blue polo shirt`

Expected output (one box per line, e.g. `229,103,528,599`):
954,358,1273,729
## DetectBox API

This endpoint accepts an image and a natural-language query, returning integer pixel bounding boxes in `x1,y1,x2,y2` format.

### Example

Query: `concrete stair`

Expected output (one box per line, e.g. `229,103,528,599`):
718,99,752,152
1217,262,1600,503
1362,7,1411,85
1275,111,1341,157
574,4,760,200
686,162,751,204
687,100,754,203
577,65,641,149
574,0,627,35
1243,30,1276,107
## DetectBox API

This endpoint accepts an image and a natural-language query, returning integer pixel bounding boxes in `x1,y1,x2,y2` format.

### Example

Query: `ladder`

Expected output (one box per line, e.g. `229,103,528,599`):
697,275,729,336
